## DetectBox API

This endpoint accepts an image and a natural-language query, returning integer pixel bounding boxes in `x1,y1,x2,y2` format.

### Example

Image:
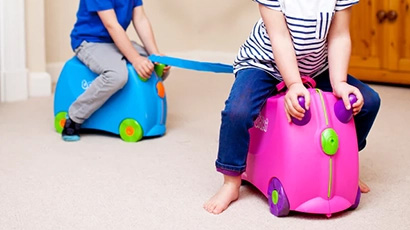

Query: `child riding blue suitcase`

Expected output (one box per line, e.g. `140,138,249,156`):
54,57,167,142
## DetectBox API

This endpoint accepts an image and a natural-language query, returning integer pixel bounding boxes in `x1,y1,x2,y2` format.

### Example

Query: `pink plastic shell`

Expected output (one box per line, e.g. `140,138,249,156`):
242,88,359,216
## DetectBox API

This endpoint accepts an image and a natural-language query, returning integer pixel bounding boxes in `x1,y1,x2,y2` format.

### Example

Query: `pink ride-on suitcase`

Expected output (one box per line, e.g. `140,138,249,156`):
241,87,361,217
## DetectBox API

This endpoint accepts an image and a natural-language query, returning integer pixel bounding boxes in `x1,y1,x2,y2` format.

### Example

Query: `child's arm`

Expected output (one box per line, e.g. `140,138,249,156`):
327,8,363,115
132,6,159,55
97,9,154,79
259,4,310,122
131,6,171,75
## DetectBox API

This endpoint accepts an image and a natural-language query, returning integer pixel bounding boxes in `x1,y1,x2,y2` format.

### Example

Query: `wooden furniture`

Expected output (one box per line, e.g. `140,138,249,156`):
348,0,410,85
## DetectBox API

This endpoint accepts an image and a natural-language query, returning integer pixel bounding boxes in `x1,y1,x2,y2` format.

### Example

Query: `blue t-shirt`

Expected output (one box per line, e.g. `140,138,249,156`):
70,0,143,50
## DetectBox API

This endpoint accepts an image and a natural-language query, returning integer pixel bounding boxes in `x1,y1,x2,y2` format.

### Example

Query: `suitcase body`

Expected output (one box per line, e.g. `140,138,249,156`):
242,88,361,217
53,57,167,142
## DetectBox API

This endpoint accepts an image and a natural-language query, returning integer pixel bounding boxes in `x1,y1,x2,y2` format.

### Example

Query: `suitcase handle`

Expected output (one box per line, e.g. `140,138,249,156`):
291,96,312,126
292,93,358,125
276,76,316,92
334,94,358,123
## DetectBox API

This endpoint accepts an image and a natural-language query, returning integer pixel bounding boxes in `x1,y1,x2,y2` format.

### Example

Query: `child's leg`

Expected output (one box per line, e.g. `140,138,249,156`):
315,70,381,192
69,42,129,124
346,75,380,193
204,68,279,214
203,174,241,214
62,42,128,141
345,75,381,152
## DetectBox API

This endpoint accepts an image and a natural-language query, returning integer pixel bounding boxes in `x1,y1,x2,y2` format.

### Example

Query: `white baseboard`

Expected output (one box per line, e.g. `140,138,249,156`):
2,69,28,102
28,71,51,97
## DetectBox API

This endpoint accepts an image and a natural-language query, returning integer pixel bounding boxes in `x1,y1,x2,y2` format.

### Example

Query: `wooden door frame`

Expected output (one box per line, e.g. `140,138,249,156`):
386,0,410,72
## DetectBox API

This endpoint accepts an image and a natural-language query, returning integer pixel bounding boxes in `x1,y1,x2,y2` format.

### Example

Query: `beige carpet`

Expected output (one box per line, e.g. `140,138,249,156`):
1,67,410,230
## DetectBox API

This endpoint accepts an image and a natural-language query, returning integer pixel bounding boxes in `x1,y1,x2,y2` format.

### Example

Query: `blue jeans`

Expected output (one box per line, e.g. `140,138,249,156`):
215,68,381,176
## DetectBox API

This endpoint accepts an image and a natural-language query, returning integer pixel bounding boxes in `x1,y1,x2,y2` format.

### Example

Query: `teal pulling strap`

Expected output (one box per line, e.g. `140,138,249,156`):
148,54,233,74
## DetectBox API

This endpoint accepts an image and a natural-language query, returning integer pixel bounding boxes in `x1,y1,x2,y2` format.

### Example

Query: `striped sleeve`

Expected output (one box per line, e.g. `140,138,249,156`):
254,0,281,11
335,0,359,11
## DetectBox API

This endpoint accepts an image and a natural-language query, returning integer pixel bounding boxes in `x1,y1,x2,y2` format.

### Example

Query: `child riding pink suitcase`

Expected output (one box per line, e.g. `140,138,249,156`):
242,87,361,217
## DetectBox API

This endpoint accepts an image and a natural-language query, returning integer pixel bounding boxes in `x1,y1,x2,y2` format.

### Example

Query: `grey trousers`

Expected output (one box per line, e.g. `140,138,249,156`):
68,41,149,124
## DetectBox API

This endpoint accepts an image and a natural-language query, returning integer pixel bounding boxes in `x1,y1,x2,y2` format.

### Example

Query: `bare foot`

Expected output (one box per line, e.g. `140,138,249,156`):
359,178,370,193
204,175,241,214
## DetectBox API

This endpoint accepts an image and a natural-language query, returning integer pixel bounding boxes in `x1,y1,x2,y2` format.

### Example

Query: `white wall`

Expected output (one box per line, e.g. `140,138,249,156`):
25,0,51,97
44,0,79,84
0,0,3,100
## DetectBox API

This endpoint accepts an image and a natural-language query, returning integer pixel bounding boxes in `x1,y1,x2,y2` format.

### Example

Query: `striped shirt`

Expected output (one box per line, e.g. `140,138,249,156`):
233,0,359,81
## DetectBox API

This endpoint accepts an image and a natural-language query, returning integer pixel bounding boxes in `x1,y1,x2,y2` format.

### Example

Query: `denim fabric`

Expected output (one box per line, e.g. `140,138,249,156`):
215,68,280,175
215,68,381,175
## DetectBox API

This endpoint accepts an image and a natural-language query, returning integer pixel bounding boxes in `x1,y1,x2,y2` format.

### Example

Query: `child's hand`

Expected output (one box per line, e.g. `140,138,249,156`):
333,82,364,115
162,65,171,75
155,53,171,75
284,82,310,123
133,56,154,79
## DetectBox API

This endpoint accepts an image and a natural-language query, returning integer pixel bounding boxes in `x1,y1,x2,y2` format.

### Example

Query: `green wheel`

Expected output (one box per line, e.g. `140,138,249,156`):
119,119,143,142
54,111,68,134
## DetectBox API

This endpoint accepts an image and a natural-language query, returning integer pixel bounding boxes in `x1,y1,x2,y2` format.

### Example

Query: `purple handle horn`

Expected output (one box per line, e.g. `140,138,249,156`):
291,96,311,126
334,94,357,123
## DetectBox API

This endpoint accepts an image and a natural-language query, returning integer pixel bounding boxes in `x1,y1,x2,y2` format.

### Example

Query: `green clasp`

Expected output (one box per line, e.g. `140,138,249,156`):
154,63,166,78
321,128,339,156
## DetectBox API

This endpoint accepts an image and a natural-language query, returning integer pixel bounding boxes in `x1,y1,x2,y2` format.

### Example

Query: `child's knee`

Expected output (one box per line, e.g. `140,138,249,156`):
116,70,129,89
222,104,254,126
103,67,129,89
363,89,381,115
